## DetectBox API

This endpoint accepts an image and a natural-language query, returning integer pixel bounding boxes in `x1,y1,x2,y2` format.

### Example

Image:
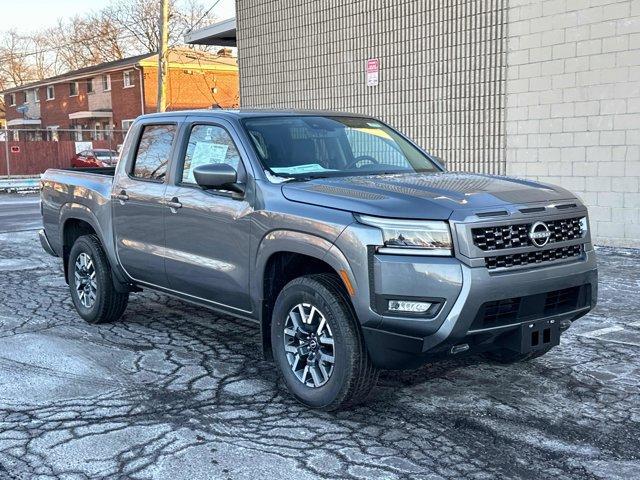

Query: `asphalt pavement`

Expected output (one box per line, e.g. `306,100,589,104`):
0,202,639,479
0,193,41,233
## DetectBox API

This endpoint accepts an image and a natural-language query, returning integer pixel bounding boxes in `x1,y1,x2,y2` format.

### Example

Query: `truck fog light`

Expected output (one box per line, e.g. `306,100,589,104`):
388,300,433,313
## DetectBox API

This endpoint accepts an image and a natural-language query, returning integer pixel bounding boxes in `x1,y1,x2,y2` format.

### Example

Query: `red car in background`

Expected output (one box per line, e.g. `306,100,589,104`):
71,149,118,168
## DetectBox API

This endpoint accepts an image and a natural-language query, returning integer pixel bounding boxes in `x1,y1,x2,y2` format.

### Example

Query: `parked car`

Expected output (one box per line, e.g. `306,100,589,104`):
71,149,118,168
39,110,598,410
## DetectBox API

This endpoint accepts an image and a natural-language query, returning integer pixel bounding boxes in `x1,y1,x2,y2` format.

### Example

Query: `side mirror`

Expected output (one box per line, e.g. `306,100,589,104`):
193,163,243,193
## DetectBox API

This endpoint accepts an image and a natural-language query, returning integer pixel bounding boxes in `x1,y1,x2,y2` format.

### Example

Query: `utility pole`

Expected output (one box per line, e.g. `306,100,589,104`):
3,124,9,178
156,0,169,112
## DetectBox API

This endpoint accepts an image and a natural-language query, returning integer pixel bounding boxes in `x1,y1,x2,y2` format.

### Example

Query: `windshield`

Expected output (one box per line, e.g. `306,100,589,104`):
242,116,440,180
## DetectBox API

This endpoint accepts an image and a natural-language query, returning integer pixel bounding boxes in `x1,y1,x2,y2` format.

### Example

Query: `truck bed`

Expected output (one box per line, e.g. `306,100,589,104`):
40,168,116,257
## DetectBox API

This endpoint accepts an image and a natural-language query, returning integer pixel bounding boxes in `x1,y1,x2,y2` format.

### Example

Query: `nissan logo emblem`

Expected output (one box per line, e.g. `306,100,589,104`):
529,221,551,247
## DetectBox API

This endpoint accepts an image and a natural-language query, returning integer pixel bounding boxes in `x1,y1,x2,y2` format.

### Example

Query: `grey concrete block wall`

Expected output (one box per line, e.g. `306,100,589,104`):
236,0,508,174
236,0,639,247
505,0,640,247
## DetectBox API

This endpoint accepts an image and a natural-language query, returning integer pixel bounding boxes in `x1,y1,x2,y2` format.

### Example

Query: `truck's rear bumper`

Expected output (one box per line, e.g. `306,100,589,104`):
362,250,598,369
38,229,57,257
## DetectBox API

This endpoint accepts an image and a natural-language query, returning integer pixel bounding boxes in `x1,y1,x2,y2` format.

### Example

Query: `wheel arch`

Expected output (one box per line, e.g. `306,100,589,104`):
59,204,130,290
255,230,357,360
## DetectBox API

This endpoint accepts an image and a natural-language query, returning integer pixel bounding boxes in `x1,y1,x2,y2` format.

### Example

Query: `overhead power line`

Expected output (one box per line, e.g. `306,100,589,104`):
0,32,142,64
186,0,222,34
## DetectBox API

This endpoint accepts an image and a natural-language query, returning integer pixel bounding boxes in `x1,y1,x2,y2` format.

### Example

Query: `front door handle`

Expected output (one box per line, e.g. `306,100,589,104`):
114,190,129,203
165,197,182,212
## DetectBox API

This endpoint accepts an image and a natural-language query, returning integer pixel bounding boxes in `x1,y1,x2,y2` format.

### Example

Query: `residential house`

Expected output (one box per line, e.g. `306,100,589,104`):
1,48,239,142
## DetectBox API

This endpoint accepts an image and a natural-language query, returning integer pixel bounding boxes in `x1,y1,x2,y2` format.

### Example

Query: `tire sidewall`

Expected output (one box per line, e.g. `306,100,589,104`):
68,236,109,323
271,279,354,409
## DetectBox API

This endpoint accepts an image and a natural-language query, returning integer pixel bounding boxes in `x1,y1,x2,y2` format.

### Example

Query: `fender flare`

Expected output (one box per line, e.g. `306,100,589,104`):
253,229,356,302
253,229,357,360
58,203,130,288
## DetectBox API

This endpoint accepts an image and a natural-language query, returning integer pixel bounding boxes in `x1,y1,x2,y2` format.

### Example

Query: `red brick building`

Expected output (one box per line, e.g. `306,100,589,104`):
1,48,239,142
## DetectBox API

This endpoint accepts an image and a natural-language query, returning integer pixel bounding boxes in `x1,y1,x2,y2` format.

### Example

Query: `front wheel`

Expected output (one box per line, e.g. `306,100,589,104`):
271,274,378,410
68,234,129,324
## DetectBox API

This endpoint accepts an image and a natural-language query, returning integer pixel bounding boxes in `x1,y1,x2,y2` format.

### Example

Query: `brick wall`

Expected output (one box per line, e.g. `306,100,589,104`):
505,0,640,247
39,82,90,129
142,67,240,113
111,69,144,130
236,0,509,174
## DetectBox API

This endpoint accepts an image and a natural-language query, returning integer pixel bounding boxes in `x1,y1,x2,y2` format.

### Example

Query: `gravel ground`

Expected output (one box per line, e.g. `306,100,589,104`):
0,231,639,479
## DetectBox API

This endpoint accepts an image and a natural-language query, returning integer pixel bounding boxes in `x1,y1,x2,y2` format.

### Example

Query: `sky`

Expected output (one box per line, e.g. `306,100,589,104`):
0,0,236,33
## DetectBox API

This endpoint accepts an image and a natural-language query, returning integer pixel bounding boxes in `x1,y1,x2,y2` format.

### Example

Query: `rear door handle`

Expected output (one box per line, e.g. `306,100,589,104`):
114,190,129,203
165,197,182,211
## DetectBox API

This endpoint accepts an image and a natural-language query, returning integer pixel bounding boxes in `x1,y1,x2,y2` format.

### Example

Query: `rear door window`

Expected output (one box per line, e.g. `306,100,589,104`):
131,124,176,181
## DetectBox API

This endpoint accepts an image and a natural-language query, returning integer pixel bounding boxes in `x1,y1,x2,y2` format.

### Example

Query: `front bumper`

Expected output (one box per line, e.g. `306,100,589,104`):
362,249,598,369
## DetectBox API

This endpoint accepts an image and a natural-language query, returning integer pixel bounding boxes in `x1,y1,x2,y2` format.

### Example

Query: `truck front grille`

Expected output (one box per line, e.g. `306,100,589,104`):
484,244,582,270
472,217,583,251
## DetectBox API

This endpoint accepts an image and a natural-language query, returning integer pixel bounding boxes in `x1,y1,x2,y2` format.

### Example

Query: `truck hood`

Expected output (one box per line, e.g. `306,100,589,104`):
281,173,577,220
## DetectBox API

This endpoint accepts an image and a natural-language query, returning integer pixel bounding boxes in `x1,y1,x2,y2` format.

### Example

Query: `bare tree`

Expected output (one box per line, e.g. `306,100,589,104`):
0,0,223,90
0,30,37,87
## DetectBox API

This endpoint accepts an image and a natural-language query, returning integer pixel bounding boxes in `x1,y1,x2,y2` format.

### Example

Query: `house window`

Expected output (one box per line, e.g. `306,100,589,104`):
33,88,40,103
122,119,135,131
123,70,134,88
26,90,34,103
46,85,55,100
93,123,103,141
9,93,16,106
102,74,111,91
46,126,59,142
69,81,79,96
87,78,94,93
74,125,83,141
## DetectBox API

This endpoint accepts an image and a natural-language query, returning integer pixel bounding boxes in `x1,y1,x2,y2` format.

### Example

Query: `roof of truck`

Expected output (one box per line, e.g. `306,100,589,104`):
138,109,375,121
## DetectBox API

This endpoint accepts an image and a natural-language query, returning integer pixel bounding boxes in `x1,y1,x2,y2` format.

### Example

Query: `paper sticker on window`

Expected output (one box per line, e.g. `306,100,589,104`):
184,142,229,183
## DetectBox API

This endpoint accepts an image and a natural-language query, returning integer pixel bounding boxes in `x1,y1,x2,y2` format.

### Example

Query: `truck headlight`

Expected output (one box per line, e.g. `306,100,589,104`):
355,214,453,256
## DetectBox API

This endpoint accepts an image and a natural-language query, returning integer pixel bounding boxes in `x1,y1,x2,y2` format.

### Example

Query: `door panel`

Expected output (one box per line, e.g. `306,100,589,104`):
112,123,177,287
112,177,168,286
163,122,252,312
163,186,252,311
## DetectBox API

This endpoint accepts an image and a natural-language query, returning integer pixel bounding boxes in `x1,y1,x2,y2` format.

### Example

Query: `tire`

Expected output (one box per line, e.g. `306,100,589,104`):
271,273,378,411
483,348,551,364
68,234,129,324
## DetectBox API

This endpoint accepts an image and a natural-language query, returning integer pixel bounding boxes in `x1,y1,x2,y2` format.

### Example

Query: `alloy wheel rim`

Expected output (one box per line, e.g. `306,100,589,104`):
74,252,97,309
284,303,335,388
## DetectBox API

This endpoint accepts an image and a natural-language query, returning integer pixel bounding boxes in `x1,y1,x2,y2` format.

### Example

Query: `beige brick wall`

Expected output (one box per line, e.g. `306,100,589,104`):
505,0,640,247
237,0,508,174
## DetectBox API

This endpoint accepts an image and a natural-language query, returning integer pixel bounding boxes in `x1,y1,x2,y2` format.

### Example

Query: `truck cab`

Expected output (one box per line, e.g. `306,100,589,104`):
39,110,598,410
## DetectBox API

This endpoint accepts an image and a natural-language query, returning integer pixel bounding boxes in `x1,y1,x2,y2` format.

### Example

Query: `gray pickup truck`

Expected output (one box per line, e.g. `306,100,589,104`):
39,110,598,410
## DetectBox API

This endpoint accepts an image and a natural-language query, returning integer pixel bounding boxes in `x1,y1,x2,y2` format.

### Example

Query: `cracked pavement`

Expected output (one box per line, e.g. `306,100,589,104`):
0,229,639,479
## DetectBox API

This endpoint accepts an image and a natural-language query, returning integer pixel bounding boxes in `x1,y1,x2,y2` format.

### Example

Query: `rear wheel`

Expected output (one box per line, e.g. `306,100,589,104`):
271,274,378,410
68,234,129,324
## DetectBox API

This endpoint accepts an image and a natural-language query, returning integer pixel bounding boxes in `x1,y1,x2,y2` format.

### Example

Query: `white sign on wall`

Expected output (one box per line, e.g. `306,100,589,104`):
366,58,379,87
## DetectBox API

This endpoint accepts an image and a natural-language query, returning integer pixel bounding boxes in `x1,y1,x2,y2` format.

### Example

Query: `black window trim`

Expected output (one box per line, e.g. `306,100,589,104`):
127,122,179,184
